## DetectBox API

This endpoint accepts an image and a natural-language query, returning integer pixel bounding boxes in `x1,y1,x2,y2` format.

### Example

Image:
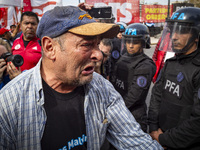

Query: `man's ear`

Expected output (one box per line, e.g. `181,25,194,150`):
42,36,56,60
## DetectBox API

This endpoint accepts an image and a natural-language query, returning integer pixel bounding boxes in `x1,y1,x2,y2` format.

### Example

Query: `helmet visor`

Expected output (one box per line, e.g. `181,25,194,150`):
121,36,144,54
159,21,197,53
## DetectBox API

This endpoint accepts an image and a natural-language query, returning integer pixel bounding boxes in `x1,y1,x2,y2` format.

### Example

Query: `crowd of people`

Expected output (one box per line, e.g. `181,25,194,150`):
0,3,200,150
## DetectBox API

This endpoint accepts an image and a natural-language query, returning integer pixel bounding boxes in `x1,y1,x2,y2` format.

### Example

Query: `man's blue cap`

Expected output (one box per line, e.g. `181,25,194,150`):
37,6,120,39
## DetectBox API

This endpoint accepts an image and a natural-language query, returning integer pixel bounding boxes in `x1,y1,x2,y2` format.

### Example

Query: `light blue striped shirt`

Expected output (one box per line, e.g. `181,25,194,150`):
0,59,163,150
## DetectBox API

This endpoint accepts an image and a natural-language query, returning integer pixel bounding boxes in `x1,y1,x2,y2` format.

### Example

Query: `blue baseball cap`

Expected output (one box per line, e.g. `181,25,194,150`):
37,6,119,39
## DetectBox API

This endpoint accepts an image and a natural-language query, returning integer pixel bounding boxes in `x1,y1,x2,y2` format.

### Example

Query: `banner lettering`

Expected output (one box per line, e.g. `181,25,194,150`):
85,0,140,24
142,5,169,23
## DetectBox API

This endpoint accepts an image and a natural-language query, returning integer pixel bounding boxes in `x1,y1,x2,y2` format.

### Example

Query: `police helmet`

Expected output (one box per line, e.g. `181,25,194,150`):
159,7,200,53
116,22,127,32
122,23,151,49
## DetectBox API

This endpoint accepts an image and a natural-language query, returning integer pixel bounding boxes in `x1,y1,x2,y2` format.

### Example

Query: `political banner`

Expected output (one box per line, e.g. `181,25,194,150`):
23,0,32,12
0,0,62,29
171,3,194,13
85,0,140,24
31,0,62,18
141,5,169,23
0,0,21,7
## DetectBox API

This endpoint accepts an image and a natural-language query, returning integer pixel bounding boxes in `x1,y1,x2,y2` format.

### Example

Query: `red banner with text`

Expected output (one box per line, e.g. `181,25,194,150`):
85,0,140,24
141,5,169,23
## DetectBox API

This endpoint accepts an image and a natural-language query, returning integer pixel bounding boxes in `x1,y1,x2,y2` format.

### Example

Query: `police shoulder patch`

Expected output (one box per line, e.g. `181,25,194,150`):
111,50,120,60
177,72,184,82
137,76,147,87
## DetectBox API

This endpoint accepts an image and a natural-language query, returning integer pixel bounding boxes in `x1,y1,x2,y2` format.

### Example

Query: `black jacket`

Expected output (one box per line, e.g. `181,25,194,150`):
111,51,156,132
148,49,200,150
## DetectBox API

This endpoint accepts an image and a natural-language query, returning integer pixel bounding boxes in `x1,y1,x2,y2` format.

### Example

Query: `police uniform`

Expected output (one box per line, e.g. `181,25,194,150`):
148,49,200,150
109,38,121,82
111,51,156,132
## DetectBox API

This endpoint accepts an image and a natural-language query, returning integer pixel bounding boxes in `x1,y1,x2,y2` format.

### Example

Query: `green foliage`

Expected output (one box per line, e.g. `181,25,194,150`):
189,0,200,7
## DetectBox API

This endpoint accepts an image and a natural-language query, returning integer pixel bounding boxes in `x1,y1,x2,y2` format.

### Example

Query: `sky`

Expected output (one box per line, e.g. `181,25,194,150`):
62,0,187,6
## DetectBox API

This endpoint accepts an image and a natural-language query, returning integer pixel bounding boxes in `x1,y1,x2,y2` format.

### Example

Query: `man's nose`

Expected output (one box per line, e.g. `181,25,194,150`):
27,23,33,28
129,43,134,47
91,46,103,62
172,32,179,40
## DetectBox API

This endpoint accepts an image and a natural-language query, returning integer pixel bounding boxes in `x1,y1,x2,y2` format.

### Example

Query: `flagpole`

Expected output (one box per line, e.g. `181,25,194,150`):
21,0,23,13
167,0,170,19
14,6,18,23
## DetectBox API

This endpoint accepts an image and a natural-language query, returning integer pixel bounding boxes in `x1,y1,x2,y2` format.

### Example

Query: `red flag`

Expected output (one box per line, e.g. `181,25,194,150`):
0,8,8,28
23,0,32,12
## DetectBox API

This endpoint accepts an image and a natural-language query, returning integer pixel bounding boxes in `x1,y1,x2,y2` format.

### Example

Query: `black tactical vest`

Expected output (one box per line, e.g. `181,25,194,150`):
112,53,148,97
159,50,200,132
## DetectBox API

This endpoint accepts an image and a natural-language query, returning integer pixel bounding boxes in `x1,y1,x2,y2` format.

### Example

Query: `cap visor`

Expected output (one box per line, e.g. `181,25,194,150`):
68,22,119,38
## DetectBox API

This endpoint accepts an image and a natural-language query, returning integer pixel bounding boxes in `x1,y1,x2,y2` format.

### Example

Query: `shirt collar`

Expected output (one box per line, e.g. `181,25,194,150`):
32,58,44,103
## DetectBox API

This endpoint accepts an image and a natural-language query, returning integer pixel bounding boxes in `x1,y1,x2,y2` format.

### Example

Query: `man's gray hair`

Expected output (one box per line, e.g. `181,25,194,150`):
101,38,113,52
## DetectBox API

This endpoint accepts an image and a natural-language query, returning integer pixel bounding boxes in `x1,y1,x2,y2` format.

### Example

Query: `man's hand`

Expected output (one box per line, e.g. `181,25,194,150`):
150,129,167,149
0,59,7,81
11,22,20,38
7,62,21,80
150,128,163,143
78,3,93,11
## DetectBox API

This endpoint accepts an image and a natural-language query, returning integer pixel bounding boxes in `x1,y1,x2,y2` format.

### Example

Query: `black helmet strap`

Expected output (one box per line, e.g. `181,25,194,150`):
172,34,197,53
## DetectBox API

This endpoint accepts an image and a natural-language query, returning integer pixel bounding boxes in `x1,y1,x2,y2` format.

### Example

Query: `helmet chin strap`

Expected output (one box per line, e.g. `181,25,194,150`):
172,35,197,54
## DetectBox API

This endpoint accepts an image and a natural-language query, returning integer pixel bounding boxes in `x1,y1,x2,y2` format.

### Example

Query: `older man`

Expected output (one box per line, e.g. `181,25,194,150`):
0,6,163,150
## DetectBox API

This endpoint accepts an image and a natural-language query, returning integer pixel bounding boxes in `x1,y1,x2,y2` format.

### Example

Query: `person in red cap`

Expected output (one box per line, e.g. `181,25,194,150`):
0,28,12,52
0,26,20,52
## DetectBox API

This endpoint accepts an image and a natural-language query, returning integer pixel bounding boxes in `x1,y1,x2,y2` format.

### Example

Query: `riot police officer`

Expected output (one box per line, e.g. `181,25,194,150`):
111,23,156,132
148,7,200,149
109,22,127,82
116,21,127,39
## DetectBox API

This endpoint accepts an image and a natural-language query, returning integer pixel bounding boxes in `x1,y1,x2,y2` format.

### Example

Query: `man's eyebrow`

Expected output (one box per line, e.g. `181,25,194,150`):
82,36,98,41
77,35,101,44
23,21,36,23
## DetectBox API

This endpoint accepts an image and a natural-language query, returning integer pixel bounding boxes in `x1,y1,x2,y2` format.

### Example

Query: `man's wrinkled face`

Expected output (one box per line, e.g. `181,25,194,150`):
21,16,38,41
53,32,103,86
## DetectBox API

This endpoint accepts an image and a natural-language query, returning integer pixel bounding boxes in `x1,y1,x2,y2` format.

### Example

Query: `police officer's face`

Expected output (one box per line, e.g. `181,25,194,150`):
172,32,192,50
126,40,142,54
171,25,198,54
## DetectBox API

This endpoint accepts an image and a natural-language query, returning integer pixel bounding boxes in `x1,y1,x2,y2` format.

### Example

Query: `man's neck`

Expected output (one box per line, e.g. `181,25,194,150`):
41,60,77,94
23,36,32,42
184,43,197,55
22,36,32,48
